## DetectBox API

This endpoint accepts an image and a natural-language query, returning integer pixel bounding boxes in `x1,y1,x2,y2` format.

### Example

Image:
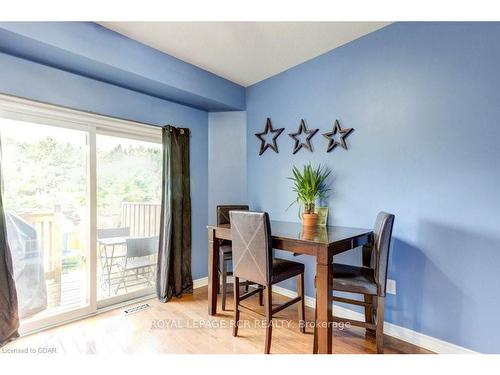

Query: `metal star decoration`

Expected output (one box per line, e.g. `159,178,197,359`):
322,120,354,152
288,119,319,154
255,118,285,155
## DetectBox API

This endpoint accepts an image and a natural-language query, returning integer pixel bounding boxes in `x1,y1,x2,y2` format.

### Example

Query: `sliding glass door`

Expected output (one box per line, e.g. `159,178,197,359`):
0,117,91,331
96,134,161,307
0,94,162,333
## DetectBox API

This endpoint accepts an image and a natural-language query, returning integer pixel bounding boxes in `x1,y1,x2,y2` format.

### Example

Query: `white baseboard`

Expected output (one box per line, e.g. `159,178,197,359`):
194,277,477,354
193,276,208,289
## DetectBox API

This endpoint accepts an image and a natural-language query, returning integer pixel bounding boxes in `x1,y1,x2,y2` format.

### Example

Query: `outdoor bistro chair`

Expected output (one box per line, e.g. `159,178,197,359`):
115,236,158,294
97,227,131,295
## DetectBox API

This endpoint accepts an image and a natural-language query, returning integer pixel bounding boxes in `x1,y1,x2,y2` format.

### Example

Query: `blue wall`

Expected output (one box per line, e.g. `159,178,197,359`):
246,22,500,353
0,52,209,280
208,112,247,224
3,21,500,353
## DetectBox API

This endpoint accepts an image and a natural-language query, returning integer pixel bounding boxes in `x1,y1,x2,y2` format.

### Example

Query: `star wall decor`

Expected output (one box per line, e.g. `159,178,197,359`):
288,119,319,154
322,120,354,152
255,118,285,156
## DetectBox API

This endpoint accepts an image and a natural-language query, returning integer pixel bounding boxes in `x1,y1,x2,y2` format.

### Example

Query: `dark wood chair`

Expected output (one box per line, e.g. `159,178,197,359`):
313,211,395,354
230,210,306,354
217,205,262,310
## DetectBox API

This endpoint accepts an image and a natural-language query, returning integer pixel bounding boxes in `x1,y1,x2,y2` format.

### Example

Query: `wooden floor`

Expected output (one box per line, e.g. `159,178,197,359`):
8,286,432,354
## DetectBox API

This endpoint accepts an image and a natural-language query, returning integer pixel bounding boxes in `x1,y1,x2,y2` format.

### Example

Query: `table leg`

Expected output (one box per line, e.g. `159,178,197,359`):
208,228,219,315
316,256,333,354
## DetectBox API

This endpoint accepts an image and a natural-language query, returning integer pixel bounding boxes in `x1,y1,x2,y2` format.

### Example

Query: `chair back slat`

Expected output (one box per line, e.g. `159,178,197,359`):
229,211,272,285
372,212,395,296
125,236,158,258
217,205,249,225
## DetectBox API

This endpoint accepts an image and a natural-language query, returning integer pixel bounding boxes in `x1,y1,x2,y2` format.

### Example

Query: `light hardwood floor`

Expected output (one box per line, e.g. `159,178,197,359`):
6,286,432,354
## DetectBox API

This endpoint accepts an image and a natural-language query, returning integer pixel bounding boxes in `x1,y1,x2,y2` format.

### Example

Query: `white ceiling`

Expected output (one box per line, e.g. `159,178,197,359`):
99,22,390,87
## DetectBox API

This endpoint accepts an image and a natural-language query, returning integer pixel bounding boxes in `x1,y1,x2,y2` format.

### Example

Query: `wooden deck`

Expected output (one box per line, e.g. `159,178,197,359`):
46,271,87,310
27,269,151,322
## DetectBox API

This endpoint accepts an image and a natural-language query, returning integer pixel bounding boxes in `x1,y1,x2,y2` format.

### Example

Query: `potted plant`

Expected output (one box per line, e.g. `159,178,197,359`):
287,163,331,227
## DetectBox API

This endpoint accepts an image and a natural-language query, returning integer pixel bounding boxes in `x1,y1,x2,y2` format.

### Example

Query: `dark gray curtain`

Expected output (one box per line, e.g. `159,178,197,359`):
0,139,19,347
156,125,193,302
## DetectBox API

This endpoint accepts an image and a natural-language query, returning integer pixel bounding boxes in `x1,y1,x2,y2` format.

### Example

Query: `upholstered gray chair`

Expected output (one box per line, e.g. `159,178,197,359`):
230,211,306,354
217,205,259,310
313,211,395,354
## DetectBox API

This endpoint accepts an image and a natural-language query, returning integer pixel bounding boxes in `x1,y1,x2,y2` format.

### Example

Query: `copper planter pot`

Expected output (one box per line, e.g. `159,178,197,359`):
302,213,318,227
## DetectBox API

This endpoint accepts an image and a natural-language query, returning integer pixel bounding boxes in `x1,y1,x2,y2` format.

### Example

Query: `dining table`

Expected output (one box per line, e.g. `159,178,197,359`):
207,220,374,354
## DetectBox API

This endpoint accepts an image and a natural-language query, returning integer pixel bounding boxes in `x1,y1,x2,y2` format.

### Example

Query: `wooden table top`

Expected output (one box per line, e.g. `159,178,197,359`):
208,220,372,246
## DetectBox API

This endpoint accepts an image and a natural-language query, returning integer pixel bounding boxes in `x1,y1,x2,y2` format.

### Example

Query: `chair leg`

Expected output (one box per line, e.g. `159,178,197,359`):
259,286,263,306
217,253,222,294
364,294,375,334
297,273,305,333
221,258,228,311
217,269,221,294
264,285,273,354
233,276,240,337
313,296,318,354
375,296,385,354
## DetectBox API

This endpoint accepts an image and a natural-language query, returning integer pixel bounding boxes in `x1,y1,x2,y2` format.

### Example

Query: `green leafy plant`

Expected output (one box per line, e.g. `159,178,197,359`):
287,163,331,216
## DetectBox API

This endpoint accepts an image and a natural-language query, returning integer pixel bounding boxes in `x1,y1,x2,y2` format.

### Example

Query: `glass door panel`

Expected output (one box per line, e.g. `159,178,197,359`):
0,118,90,327
96,134,161,305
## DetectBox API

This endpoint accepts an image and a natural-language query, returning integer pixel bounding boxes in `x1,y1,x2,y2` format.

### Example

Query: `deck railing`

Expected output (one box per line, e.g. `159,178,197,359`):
121,202,161,237
16,202,160,289
19,211,61,282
